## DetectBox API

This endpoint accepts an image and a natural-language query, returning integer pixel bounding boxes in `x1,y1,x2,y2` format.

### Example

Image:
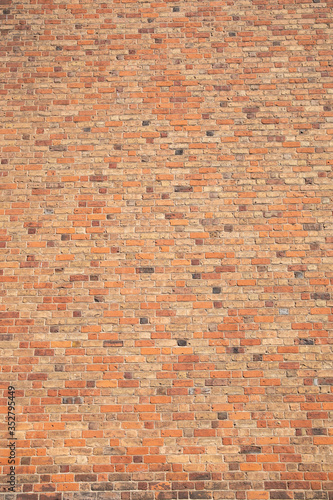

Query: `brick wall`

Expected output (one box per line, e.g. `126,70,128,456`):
1,0,333,499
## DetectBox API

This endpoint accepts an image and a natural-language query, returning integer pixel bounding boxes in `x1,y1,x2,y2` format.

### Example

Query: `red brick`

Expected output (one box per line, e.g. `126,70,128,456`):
0,1,331,498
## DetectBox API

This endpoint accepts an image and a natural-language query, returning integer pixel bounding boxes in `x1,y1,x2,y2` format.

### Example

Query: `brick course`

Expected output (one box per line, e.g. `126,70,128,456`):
0,0,333,498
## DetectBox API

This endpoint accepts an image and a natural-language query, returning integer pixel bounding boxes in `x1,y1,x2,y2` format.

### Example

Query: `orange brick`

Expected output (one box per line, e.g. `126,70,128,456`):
1,2,332,496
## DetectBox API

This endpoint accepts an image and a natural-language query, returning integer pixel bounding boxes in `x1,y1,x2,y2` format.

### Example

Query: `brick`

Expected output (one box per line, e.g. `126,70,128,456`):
240,446,261,454
0,1,332,498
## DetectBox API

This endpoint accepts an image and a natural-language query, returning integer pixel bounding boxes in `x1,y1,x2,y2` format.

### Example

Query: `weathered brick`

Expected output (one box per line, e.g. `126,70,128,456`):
0,1,332,498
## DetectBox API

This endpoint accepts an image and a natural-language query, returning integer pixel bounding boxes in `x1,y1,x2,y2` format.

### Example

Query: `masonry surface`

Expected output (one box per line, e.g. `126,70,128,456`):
0,0,333,499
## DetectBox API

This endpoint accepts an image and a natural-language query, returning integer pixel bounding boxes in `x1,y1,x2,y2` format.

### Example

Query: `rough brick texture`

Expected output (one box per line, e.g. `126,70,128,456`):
0,0,333,498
